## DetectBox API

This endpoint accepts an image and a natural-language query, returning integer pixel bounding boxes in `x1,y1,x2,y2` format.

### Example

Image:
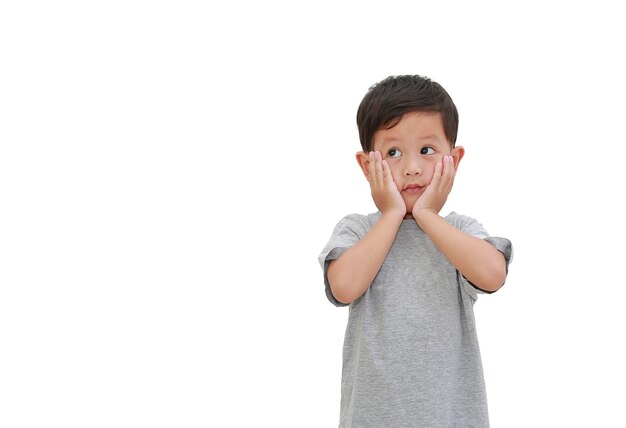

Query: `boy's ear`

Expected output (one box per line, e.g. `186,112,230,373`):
451,146,465,171
356,151,371,180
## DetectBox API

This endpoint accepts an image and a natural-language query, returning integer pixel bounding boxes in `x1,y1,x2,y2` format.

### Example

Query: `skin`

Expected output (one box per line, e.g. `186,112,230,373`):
327,112,507,304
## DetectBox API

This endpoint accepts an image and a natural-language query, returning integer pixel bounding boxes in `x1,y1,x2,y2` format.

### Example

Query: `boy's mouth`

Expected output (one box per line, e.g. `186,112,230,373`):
403,183,424,194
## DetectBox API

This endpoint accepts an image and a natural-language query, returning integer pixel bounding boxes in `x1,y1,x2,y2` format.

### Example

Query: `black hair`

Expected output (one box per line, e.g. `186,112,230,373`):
356,75,459,152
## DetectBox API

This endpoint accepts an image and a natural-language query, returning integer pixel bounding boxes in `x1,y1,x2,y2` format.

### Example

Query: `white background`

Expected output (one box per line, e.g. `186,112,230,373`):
1,1,625,427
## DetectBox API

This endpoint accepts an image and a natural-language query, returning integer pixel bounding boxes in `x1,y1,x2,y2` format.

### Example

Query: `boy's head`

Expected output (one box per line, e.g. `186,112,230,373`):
355,75,464,216
356,75,459,152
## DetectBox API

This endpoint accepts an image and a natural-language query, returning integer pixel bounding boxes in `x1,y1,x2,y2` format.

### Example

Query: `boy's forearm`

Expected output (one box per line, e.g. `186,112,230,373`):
327,212,404,304
414,209,506,292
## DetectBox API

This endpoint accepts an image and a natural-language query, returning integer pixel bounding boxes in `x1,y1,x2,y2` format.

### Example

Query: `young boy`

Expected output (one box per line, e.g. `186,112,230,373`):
319,75,513,427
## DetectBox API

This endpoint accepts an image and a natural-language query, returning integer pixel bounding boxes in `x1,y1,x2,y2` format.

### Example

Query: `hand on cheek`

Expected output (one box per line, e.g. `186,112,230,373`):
367,151,406,218
412,155,456,217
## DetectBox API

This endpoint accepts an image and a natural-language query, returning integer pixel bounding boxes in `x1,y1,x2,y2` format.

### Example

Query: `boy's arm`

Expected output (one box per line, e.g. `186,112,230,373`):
414,210,507,292
327,151,405,304
412,155,507,292
327,212,403,303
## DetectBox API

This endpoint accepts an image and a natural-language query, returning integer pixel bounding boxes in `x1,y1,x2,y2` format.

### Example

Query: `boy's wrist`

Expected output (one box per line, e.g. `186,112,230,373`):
380,209,406,223
413,208,440,227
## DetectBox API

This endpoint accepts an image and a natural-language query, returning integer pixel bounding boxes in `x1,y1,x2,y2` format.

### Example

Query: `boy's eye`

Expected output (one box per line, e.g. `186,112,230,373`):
420,147,435,155
388,149,402,158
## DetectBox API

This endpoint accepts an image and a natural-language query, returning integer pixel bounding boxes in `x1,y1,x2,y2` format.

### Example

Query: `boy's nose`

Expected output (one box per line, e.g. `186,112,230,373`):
403,159,422,176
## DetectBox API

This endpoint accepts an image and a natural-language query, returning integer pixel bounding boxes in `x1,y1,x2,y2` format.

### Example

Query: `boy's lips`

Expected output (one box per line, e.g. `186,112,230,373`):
402,183,424,194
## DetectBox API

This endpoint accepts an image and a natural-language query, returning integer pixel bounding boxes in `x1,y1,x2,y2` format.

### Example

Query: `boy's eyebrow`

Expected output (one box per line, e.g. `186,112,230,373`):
379,134,441,147
379,137,399,147
417,134,441,142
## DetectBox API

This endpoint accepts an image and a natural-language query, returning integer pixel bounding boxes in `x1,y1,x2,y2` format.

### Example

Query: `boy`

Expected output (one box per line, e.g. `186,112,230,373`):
319,75,513,427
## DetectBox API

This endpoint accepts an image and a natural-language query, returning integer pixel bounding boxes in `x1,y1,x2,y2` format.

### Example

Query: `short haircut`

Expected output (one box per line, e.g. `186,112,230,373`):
356,75,459,152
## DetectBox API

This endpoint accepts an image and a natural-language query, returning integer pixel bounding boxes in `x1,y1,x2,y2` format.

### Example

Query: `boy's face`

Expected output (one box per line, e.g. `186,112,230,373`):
357,112,464,216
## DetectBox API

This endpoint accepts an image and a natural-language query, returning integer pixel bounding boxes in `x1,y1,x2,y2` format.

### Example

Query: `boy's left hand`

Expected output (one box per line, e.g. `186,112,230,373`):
412,155,456,217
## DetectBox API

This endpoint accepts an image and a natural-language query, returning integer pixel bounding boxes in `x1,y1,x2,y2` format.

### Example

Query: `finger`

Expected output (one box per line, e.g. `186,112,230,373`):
368,151,376,183
449,155,457,178
443,155,455,189
430,161,443,188
438,156,449,185
374,151,383,185
382,159,394,186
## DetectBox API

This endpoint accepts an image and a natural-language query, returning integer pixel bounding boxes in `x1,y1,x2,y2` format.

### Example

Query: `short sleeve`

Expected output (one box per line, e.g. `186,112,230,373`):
318,214,371,307
446,212,513,297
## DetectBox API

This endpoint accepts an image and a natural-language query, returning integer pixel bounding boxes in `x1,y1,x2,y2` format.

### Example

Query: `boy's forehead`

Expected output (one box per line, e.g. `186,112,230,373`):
373,112,447,148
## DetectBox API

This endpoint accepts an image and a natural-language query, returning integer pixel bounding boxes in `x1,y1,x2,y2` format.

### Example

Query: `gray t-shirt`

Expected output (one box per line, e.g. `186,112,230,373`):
319,211,513,428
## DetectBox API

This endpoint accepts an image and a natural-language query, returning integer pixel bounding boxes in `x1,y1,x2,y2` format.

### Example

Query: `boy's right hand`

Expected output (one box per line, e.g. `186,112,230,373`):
367,151,405,218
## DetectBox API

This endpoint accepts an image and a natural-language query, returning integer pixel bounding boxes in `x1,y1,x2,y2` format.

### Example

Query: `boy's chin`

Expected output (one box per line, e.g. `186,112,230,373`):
403,202,415,219
403,197,418,213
